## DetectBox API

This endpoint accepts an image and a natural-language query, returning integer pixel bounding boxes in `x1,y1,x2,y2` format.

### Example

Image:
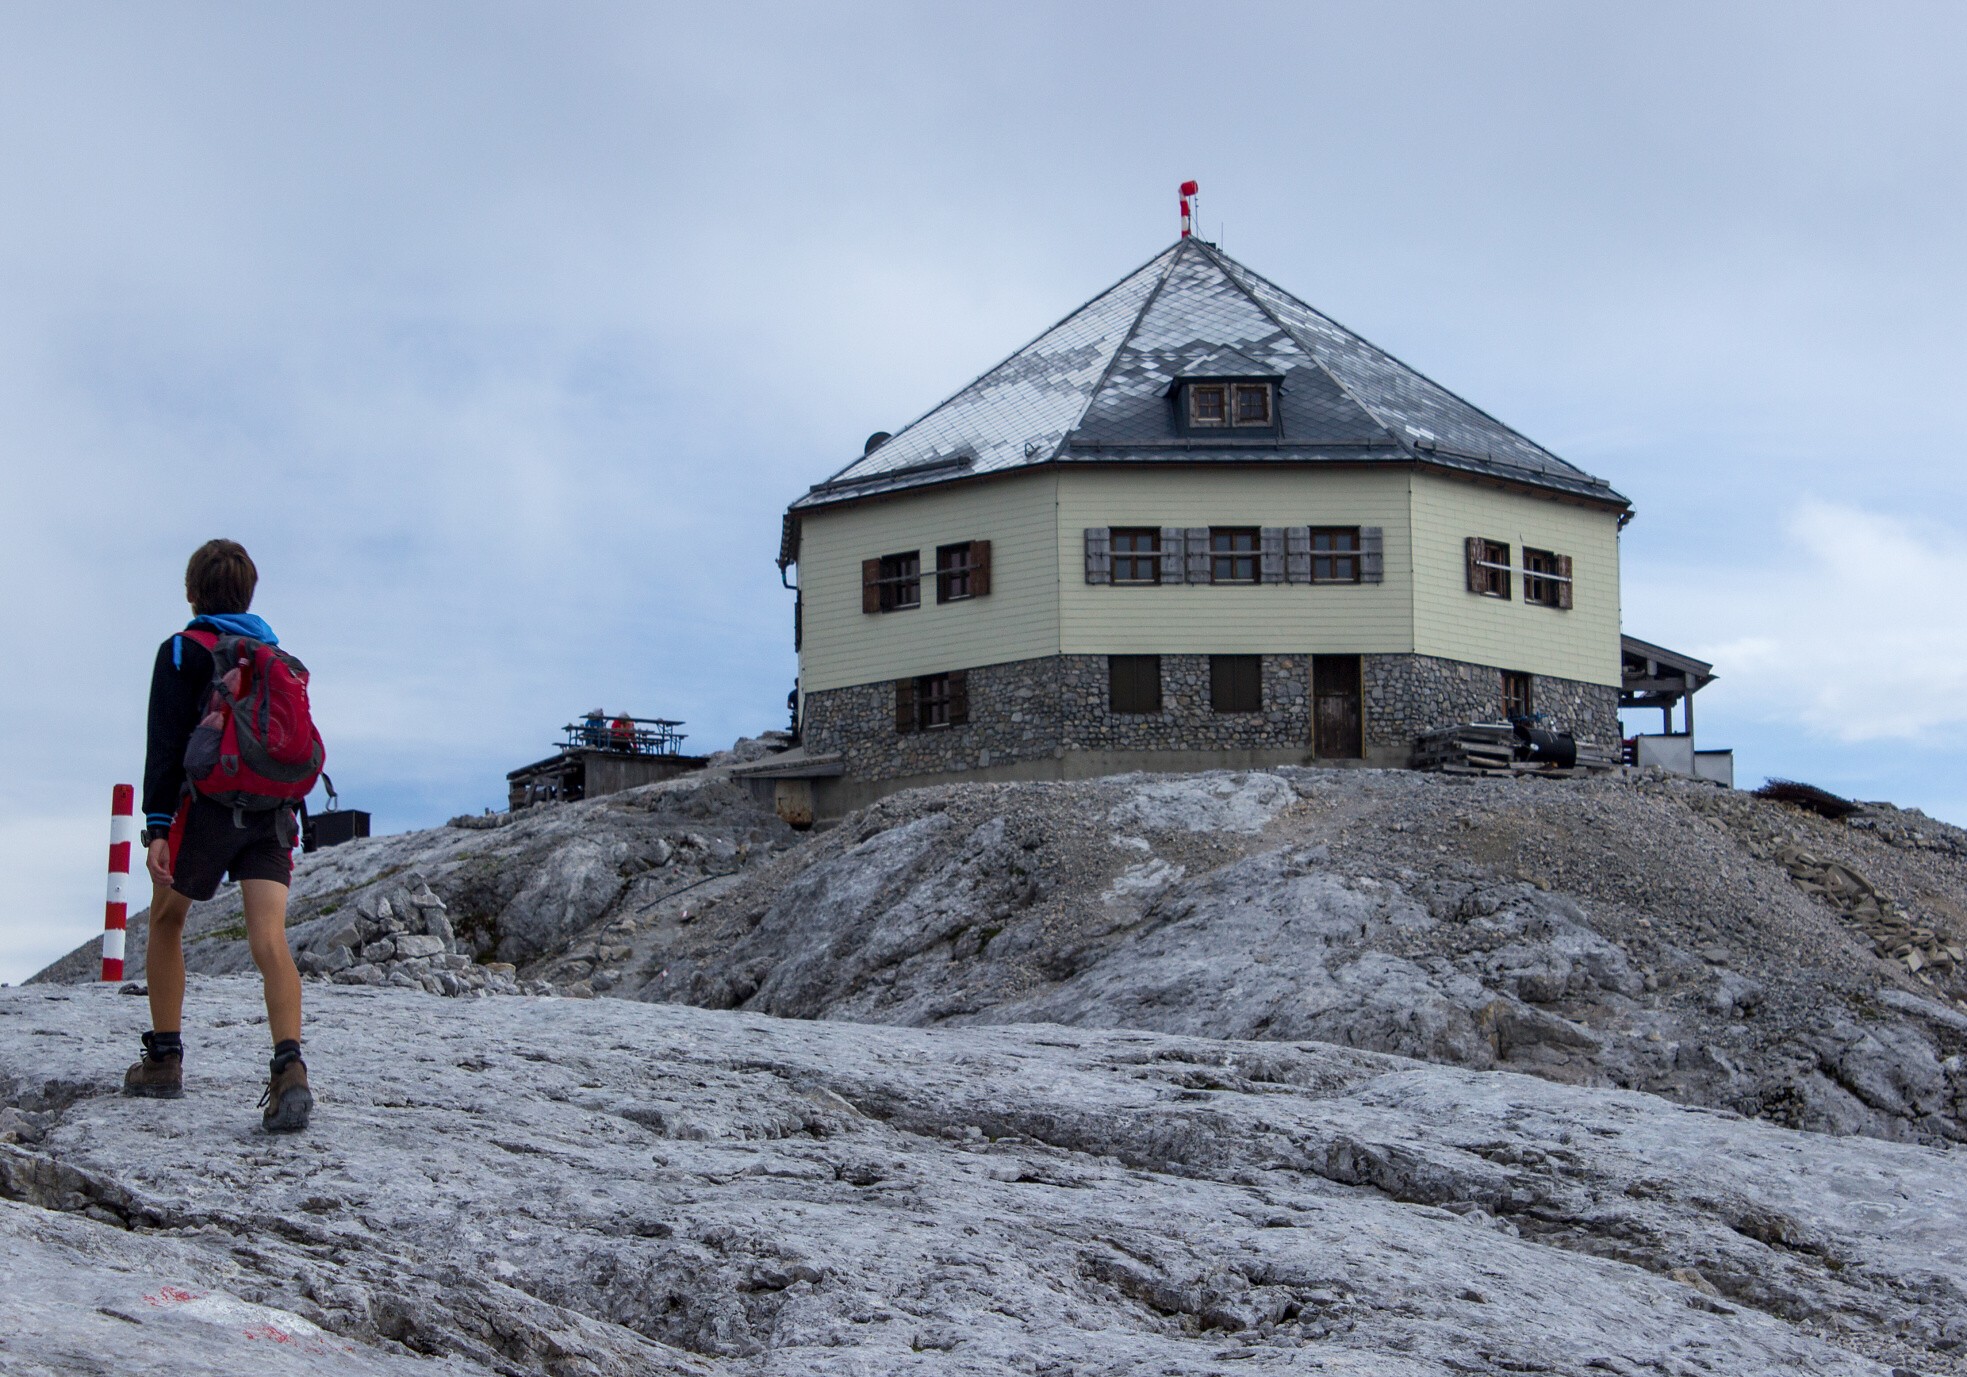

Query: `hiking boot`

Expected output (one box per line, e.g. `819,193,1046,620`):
123,1032,184,1099
259,1057,312,1133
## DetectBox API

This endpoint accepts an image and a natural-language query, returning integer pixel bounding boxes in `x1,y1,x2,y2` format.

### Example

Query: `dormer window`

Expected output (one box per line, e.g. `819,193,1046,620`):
1189,384,1228,426
1177,377,1278,434
1233,383,1271,425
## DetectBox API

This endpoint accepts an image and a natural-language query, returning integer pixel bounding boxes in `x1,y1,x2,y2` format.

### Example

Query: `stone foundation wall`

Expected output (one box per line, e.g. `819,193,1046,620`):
1059,654,1311,753
1364,652,1620,748
804,651,1620,783
801,658,1064,783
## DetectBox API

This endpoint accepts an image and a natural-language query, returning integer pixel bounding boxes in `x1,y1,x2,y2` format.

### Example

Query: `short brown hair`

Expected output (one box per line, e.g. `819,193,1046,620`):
185,540,258,616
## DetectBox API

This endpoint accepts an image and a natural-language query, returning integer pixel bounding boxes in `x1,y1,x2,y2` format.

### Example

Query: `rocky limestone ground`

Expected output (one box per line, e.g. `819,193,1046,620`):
35,766,1967,1152
5,977,1967,1376
630,768,1967,1147
32,772,799,998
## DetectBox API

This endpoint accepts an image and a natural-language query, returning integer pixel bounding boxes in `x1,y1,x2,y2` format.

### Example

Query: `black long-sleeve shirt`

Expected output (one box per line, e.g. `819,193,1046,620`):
142,632,214,832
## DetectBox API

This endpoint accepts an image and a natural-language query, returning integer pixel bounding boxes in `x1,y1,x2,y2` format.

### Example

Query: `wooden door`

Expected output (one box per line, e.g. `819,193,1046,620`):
1313,655,1363,759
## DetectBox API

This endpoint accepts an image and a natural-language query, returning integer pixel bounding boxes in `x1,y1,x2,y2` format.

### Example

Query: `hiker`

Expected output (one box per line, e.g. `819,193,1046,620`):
124,540,325,1132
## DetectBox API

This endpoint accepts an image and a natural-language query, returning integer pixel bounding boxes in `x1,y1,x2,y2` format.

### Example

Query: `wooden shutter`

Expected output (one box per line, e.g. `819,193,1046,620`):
894,679,917,733
1285,526,1311,583
1084,528,1111,585
1360,527,1384,584
1556,553,1573,610
1108,655,1161,713
1211,655,1262,712
969,540,991,597
1160,526,1186,584
947,669,969,726
1464,537,1482,593
1238,656,1262,711
862,559,882,614
1260,527,1286,584
1185,528,1211,584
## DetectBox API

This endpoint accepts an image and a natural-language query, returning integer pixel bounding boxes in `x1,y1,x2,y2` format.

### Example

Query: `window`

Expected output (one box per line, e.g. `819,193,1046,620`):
1111,529,1161,584
919,673,956,728
1108,655,1162,713
895,671,969,732
1523,547,1571,609
1466,538,1511,599
936,540,992,603
1183,380,1275,434
1210,527,1259,584
1309,527,1361,583
862,551,921,613
1501,670,1534,720
1211,655,1262,712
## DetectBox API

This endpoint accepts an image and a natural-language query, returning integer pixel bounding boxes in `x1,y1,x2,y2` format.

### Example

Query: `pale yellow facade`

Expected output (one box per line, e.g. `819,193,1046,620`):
1054,468,1414,655
795,465,1621,694
797,472,1063,692
1409,471,1623,686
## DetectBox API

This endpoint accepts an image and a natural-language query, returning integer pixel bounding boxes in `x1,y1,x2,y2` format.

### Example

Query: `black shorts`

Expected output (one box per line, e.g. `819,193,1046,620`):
167,798,294,902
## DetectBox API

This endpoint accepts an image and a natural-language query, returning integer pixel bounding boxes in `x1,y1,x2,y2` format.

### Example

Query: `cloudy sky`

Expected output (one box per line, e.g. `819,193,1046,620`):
4,2,1963,982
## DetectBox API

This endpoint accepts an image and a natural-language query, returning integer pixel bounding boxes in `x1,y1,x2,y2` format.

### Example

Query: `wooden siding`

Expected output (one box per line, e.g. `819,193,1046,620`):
796,464,1622,694
1408,472,1622,686
1056,469,1415,654
796,472,1061,693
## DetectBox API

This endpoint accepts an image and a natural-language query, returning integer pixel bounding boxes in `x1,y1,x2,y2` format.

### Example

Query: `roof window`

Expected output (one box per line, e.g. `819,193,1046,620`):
1233,383,1271,425
1179,378,1277,435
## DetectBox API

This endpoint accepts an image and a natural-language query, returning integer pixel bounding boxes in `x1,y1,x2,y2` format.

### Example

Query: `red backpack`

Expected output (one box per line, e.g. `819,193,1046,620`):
181,629,326,811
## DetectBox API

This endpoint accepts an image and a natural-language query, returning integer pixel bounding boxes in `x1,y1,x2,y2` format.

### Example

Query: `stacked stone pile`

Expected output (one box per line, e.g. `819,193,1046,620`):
303,872,543,997
28,770,795,993
1776,843,1964,979
1691,787,1967,986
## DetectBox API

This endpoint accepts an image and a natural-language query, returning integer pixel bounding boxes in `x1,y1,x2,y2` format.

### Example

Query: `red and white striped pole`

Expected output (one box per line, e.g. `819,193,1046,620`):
103,784,136,982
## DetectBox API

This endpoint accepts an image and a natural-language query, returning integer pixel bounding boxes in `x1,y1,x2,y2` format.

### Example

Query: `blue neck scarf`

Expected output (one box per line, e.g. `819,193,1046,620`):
188,612,279,645
173,612,280,668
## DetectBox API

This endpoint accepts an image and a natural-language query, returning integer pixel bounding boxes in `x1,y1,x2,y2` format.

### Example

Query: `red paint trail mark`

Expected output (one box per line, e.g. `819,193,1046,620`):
144,1286,202,1307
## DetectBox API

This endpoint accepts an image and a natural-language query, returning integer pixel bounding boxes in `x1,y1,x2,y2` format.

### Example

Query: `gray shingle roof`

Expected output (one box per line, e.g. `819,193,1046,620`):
791,238,1626,516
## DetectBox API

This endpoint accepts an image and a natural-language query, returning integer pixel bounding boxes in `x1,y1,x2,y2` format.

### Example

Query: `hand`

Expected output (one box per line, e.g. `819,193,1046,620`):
146,838,173,887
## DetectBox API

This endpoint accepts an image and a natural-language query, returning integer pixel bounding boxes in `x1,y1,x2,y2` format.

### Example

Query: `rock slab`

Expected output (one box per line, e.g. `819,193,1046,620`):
3,979,1964,1375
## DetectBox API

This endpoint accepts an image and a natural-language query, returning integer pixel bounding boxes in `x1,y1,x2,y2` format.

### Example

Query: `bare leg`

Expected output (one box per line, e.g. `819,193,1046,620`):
241,879,301,1046
145,887,192,1034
